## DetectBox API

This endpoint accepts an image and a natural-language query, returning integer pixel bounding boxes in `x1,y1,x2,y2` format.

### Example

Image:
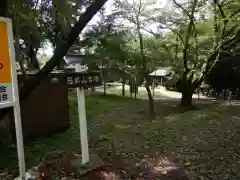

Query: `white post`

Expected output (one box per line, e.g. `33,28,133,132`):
75,64,89,164
13,104,26,178
7,19,26,178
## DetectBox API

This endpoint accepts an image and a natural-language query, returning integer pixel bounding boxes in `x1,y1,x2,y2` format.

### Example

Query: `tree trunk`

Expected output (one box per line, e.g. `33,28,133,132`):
103,81,106,96
146,86,154,115
177,76,194,107
136,13,154,115
91,87,95,92
28,47,40,70
197,89,200,100
14,37,27,85
27,34,40,70
55,35,64,70
207,87,210,96
101,69,106,96
180,91,193,106
122,80,125,97
0,0,108,120
100,59,107,96
223,90,228,100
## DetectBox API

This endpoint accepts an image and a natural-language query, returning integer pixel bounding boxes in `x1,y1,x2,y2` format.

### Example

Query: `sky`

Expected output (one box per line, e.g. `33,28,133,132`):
40,0,168,56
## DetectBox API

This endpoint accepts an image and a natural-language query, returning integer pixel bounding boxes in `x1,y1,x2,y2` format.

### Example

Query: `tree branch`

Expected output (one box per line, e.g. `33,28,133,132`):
215,0,226,19
172,0,196,24
140,26,162,39
229,9,240,19
202,29,240,79
141,17,185,47
168,27,185,46
173,0,197,70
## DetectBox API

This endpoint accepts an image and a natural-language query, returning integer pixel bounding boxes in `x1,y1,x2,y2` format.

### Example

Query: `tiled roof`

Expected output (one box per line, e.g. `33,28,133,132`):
149,67,172,77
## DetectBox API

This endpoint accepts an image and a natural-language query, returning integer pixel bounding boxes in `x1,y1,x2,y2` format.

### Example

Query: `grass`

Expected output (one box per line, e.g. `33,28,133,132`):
87,103,240,179
24,94,127,159
85,101,240,179
0,93,130,170
1,93,240,179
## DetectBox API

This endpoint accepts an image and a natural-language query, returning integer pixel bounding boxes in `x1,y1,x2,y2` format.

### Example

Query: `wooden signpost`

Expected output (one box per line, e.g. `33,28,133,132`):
65,67,101,164
0,17,25,178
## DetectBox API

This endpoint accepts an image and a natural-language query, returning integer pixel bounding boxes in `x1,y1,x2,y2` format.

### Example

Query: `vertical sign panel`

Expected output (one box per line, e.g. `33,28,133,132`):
0,21,14,104
0,18,26,178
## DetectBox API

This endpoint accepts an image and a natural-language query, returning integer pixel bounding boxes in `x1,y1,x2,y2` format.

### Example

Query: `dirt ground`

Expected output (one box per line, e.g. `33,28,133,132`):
1,96,239,180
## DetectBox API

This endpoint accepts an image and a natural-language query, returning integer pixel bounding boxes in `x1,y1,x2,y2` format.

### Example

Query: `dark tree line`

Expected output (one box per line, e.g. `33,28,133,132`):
207,52,240,99
0,0,7,17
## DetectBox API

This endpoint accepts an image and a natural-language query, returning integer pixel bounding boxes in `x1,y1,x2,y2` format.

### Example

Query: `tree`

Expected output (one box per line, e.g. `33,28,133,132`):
104,34,144,98
18,0,41,70
85,28,133,97
38,0,88,69
6,0,93,72
115,0,157,115
94,32,131,97
207,52,240,99
0,0,108,119
3,0,42,72
82,7,121,95
19,0,108,100
152,0,240,106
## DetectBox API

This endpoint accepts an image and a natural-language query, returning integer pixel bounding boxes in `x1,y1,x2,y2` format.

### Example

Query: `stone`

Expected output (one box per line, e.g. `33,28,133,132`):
70,153,104,175
14,170,38,180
